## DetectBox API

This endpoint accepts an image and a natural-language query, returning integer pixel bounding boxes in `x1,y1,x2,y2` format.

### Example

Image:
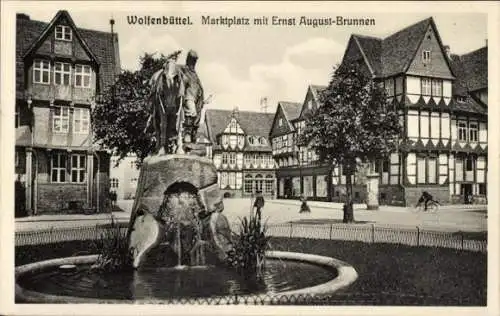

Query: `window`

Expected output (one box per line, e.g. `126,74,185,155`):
110,178,119,188
71,154,86,183
260,155,266,166
253,154,259,166
229,152,236,165
15,105,20,128
15,152,20,168
427,158,437,184
131,178,138,184
421,78,431,96
479,183,487,195
237,136,244,147
229,173,236,188
54,62,71,85
53,106,70,133
307,100,312,110
255,174,263,192
259,137,267,145
73,108,90,134
432,79,442,97
51,153,66,183
230,119,237,129
469,122,478,142
244,175,253,193
278,118,283,126
382,160,389,173
33,60,50,84
248,136,255,145
422,50,431,63
458,121,467,141
221,135,229,146
75,64,91,87
220,172,228,188
417,157,426,184
456,96,466,103
466,157,474,171
265,175,274,194
55,25,72,41
385,79,394,96
130,161,135,169
222,152,228,164
229,135,237,148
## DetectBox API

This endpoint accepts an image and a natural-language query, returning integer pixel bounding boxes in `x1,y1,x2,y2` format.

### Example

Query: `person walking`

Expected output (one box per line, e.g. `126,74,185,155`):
299,194,311,213
253,190,265,216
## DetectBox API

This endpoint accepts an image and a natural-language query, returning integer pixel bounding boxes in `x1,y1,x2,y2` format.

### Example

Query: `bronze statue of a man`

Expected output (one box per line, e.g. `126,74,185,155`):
179,50,205,145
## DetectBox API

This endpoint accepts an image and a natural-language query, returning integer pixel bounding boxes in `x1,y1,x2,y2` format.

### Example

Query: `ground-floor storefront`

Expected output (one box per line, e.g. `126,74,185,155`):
275,165,368,203
15,146,111,215
217,170,276,198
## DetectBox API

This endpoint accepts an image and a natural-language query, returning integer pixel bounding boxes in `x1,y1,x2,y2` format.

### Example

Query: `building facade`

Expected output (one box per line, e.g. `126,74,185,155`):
201,108,276,198
270,90,368,203
109,154,140,200
339,17,487,205
270,17,487,206
15,11,120,214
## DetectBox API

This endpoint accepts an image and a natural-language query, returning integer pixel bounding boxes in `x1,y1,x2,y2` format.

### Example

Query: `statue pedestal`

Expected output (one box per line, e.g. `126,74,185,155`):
128,154,230,268
366,173,379,210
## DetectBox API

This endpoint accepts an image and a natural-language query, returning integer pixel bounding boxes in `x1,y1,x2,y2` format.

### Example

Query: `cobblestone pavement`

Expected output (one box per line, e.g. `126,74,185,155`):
15,198,487,233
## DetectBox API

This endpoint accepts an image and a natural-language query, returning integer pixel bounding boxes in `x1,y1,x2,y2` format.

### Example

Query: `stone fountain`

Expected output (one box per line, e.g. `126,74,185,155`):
14,50,358,303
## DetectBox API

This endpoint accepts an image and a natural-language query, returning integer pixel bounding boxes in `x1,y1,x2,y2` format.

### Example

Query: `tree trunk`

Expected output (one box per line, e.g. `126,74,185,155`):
343,163,355,223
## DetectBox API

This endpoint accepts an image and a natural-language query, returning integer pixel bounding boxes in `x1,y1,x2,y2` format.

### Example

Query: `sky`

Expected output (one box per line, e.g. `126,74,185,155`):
11,2,488,114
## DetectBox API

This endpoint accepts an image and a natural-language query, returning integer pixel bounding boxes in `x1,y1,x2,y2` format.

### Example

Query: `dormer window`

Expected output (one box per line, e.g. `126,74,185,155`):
422,50,431,63
307,100,312,110
248,136,255,145
55,25,72,41
259,137,267,145
278,118,283,126
456,96,466,103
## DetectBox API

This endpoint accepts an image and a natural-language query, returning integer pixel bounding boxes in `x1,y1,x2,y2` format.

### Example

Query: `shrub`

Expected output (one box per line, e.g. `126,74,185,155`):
91,216,133,272
226,209,269,278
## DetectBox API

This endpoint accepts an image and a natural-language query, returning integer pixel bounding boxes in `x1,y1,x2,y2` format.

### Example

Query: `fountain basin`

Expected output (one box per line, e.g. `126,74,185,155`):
15,251,358,304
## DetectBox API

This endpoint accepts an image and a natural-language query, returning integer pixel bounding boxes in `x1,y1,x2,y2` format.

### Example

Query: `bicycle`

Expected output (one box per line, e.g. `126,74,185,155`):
413,199,440,213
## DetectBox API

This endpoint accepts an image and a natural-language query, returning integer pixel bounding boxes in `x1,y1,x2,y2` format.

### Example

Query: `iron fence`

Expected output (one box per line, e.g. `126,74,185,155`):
15,221,486,253
16,292,477,305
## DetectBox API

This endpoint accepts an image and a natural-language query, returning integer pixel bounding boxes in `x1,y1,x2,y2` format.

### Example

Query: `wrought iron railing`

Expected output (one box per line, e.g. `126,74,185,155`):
15,221,486,253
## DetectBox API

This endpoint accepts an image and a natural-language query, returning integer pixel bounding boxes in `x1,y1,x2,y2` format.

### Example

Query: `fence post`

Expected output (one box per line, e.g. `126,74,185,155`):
416,226,420,247
460,231,464,250
289,222,293,238
329,223,333,240
371,224,375,243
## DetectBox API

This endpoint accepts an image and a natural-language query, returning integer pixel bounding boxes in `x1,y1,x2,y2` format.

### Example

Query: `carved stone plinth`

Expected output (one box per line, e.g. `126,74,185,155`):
127,154,232,268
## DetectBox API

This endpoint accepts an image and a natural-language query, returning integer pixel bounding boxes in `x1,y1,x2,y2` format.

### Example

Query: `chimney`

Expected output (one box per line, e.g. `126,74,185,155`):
16,13,30,20
443,45,451,59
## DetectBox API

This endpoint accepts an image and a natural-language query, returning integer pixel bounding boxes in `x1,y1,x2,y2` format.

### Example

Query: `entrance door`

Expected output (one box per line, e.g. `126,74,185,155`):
284,178,293,199
461,183,473,204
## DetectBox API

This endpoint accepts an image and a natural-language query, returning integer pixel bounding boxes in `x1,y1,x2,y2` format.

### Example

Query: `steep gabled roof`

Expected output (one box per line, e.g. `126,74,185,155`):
310,85,327,102
23,10,98,62
380,17,432,77
205,109,274,143
344,17,454,79
280,101,302,122
352,35,382,76
16,11,120,98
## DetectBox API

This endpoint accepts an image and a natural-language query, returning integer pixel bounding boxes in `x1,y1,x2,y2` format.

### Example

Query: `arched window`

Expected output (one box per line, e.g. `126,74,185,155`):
244,174,253,194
